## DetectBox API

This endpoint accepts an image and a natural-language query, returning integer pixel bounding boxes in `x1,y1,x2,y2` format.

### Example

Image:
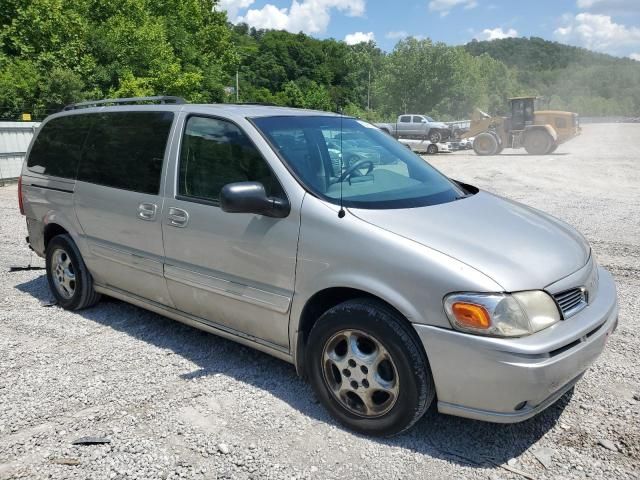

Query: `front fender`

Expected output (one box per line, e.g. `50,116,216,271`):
289,195,503,365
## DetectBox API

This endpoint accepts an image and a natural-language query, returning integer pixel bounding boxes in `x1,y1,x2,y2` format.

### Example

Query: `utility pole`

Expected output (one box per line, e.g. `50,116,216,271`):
236,69,239,102
367,68,371,111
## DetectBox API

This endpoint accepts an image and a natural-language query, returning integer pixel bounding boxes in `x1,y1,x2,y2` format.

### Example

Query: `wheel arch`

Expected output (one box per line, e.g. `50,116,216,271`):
40,211,91,266
293,286,425,378
44,222,69,248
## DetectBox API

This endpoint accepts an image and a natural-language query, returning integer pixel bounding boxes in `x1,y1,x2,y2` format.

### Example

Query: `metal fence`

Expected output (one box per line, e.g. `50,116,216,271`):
0,122,39,184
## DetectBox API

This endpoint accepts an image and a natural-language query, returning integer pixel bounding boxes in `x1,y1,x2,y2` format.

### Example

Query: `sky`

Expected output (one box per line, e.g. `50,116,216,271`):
217,0,640,60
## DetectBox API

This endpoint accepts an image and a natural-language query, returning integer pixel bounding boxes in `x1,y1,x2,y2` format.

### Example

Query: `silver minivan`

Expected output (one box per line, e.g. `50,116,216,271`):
19,97,618,436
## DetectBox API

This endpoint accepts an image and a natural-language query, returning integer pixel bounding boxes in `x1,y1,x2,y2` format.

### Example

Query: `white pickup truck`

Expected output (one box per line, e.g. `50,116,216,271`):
375,114,452,143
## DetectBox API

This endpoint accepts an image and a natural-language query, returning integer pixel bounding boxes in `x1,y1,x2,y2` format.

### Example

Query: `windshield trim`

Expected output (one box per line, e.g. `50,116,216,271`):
249,115,467,210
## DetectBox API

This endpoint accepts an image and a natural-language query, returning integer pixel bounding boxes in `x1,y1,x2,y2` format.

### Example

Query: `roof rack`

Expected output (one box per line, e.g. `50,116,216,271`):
228,102,280,107
63,96,186,111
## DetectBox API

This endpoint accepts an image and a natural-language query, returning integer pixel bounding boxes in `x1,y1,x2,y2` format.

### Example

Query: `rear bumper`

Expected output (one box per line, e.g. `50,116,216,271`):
413,267,618,423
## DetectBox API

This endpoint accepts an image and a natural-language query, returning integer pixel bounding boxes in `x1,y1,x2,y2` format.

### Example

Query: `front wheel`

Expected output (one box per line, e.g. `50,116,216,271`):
426,144,438,154
473,132,499,155
428,130,442,144
306,299,435,436
46,234,101,310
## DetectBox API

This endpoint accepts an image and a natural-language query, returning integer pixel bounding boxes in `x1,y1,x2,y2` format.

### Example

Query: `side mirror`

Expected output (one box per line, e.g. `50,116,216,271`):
220,182,290,218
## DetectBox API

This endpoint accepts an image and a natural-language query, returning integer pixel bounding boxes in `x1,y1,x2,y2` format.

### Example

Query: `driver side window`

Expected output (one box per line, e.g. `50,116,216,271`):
178,116,284,203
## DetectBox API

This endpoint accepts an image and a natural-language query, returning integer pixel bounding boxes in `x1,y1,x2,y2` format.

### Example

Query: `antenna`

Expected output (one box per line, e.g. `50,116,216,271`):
338,109,345,218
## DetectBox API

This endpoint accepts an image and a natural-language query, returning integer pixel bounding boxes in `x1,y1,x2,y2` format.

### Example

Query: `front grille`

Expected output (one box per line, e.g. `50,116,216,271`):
554,288,587,318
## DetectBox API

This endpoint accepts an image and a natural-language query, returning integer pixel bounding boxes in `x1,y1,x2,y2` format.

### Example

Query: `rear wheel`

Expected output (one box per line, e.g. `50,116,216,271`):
426,144,438,155
473,132,499,156
524,130,554,155
306,298,435,437
46,234,101,310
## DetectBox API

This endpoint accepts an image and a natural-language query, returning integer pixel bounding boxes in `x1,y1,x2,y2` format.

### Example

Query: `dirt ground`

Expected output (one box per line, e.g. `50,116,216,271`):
0,123,638,479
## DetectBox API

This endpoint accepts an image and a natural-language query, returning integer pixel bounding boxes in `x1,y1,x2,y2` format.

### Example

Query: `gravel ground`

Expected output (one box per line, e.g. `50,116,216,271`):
0,123,638,479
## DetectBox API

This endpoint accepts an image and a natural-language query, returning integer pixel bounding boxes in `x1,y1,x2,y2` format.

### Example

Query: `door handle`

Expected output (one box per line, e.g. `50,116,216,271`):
167,207,189,228
138,202,158,221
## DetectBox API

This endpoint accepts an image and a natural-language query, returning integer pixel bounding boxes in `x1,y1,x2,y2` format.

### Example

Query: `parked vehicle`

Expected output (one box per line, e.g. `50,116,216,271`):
448,137,474,151
20,97,618,437
376,114,451,143
399,138,451,154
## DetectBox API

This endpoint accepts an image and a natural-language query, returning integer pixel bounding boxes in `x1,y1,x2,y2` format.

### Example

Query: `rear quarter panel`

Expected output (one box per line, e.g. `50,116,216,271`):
20,121,85,257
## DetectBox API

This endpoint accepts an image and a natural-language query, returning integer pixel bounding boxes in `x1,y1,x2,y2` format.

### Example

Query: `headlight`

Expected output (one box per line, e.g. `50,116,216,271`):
443,291,560,337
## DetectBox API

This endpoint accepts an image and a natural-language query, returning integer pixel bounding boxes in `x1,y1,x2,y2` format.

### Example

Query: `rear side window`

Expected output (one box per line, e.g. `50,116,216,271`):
78,112,174,194
27,115,91,178
399,116,411,123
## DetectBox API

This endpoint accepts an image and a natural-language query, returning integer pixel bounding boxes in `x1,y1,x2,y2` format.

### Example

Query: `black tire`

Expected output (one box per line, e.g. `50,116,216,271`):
46,234,101,310
426,144,438,155
524,129,554,155
428,129,442,144
547,144,558,154
473,132,498,155
306,298,435,437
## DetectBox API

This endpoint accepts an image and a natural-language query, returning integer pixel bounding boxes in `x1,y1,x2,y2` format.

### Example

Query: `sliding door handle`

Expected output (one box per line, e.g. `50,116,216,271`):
167,207,189,227
138,202,158,221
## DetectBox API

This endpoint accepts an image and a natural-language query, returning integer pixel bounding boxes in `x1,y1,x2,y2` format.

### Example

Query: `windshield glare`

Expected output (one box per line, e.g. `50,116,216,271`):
252,116,465,209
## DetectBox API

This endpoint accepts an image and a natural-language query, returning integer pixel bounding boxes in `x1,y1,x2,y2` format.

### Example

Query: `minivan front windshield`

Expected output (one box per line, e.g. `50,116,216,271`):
252,116,465,209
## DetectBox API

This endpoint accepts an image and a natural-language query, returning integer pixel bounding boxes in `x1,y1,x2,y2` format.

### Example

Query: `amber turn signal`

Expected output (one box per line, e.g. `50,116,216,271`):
450,302,491,330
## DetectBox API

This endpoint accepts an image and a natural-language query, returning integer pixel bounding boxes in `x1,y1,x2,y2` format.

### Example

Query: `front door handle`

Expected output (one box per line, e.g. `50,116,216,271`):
167,207,189,228
138,202,158,221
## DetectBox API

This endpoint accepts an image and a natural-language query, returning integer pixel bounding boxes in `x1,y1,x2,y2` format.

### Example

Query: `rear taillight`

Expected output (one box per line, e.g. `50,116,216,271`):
18,175,25,215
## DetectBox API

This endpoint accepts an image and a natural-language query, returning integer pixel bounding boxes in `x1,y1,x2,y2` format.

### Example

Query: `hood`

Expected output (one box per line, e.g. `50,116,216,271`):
350,191,590,292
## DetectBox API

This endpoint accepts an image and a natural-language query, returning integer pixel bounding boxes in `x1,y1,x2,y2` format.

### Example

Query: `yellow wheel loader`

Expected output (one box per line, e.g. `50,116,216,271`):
463,97,581,155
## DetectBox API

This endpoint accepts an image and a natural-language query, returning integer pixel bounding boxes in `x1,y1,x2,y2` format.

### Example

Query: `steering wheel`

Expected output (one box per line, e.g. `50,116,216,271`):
336,160,374,183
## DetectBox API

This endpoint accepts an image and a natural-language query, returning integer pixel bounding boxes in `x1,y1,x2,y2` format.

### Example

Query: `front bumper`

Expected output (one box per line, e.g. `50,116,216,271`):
413,266,618,423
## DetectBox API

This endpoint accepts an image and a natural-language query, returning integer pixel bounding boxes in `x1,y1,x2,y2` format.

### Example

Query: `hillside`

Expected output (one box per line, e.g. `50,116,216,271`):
464,37,633,70
464,37,640,116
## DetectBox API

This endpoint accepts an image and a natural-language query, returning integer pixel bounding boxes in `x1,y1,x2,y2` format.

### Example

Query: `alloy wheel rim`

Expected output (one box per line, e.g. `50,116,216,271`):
321,329,399,418
51,248,76,299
